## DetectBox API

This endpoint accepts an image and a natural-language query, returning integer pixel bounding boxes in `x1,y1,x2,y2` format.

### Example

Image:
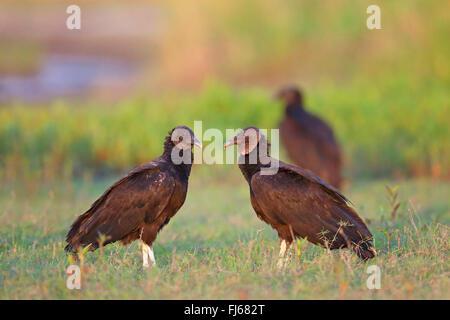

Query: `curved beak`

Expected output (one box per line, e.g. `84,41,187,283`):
193,136,202,149
223,137,237,149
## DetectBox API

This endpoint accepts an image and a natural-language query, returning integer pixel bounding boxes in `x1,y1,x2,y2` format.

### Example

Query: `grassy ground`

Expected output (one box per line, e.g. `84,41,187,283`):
1,168,448,299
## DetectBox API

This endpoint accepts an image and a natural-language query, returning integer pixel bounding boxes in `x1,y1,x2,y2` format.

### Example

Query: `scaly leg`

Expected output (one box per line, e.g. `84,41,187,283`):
148,244,156,267
277,240,287,270
142,241,150,269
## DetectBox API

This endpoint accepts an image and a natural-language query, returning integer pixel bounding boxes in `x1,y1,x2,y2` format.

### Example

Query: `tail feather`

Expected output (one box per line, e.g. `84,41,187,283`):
65,210,99,253
64,243,74,253
353,239,376,260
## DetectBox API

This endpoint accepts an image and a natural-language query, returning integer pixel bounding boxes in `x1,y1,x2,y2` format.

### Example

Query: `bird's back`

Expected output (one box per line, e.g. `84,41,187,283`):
280,108,342,188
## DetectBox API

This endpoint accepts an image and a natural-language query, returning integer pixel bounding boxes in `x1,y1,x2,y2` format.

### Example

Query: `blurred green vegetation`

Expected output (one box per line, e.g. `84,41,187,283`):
1,78,448,181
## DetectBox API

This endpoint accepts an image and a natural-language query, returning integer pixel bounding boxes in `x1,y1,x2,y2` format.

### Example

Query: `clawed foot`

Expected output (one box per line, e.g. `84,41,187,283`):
142,262,157,270
277,259,285,271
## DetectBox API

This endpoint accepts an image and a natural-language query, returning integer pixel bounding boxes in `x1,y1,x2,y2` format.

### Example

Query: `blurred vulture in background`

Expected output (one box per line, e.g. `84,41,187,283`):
277,86,342,189
65,125,202,268
224,127,374,269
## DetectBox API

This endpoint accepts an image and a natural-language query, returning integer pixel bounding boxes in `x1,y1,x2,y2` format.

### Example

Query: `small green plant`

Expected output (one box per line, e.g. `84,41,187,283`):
76,244,92,268
294,237,309,264
97,233,108,257
385,185,401,222
376,226,392,256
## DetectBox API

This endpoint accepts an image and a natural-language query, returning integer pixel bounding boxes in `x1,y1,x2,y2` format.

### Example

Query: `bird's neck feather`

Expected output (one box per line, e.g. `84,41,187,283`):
238,144,271,182
162,140,193,178
286,102,304,117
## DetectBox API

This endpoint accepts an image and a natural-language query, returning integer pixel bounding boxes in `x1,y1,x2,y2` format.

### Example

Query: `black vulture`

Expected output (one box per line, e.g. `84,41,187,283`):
65,125,202,268
276,86,342,188
224,127,374,268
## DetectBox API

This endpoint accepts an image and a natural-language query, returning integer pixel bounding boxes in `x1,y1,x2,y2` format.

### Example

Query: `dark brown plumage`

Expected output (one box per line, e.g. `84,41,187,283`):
65,125,202,268
224,127,374,268
277,86,342,188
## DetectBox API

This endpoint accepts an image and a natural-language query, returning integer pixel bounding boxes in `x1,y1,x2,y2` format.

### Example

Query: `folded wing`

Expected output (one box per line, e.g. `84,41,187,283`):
65,161,175,251
250,164,373,258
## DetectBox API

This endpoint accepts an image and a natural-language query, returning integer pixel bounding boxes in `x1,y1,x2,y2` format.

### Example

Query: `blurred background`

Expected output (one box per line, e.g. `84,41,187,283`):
0,0,449,182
